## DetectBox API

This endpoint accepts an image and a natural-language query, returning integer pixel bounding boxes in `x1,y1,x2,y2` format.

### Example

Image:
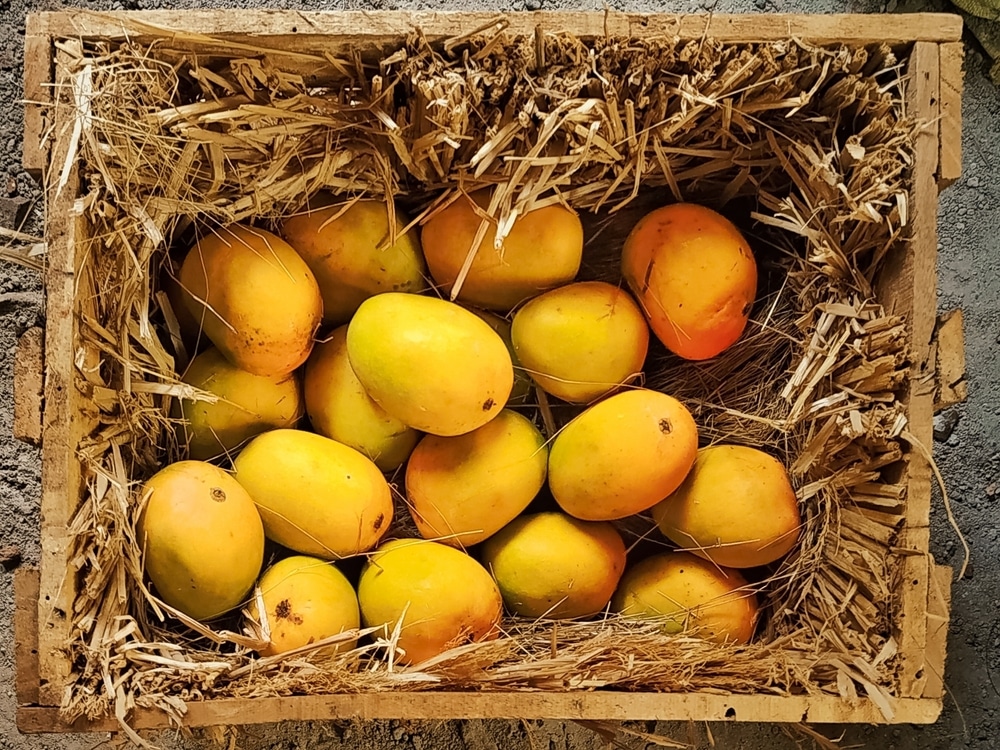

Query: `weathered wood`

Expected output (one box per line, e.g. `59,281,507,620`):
31,10,964,47
922,563,953,700
15,692,944,734
36,49,88,708
13,327,44,446
895,526,931,698
14,568,41,707
938,42,964,189
22,15,53,179
934,309,967,412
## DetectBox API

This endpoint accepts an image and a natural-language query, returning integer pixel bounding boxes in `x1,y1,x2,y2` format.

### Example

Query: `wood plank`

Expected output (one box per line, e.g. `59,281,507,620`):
895,526,931,698
938,42,964,189
922,563,953,699
31,10,964,46
14,568,41,707
13,327,44,446
22,15,53,179
934,309,967,412
36,49,87,708
15,692,944,734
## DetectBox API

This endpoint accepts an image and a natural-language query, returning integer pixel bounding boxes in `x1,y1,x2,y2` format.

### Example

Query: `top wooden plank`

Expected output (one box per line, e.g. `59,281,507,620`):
30,10,964,46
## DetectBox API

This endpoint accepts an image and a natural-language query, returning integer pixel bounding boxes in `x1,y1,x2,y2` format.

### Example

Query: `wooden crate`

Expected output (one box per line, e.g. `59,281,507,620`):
13,10,967,734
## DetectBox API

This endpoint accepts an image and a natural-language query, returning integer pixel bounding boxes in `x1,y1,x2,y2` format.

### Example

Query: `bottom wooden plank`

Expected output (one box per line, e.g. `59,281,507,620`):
17,692,943,734
14,568,41,707
922,563,953,699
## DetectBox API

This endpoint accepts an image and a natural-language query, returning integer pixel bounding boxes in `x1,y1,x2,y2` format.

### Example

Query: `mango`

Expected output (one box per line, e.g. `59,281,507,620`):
481,512,626,619
406,410,547,547
549,389,698,521
281,198,427,326
421,191,583,311
178,347,303,461
304,326,419,472
511,281,649,403
250,555,360,656
653,445,801,568
612,552,758,644
358,539,503,664
232,429,392,559
138,460,264,621
179,224,323,376
622,203,757,361
469,309,533,405
347,293,513,436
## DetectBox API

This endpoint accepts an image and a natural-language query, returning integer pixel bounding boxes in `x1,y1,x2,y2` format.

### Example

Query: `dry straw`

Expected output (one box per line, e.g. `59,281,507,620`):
45,13,930,736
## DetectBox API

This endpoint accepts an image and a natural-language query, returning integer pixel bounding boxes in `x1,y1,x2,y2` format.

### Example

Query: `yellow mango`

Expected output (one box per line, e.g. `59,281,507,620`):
178,347,303,461
549,389,698,521
481,512,626,619
653,445,801,568
138,461,264,621
612,552,758,644
232,429,392,559
468,309,533,405
281,198,427,326
304,326,419,471
250,555,360,656
406,410,547,547
421,191,583,311
511,281,649,403
346,293,513,436
622,203,757,361
358,539,503,664
179,224,323,376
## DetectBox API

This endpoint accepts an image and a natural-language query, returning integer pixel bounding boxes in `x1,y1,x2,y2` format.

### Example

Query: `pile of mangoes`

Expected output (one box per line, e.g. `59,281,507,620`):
142,192,801,663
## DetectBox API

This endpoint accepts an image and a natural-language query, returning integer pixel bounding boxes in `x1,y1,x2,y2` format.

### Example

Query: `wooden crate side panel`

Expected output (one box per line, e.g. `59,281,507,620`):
938,41,964,188
23,15,53,178
14,568,41,707
934,309,967,411
922,563,953,699
32,10,964,46
13,327,44,445
17,692,944,734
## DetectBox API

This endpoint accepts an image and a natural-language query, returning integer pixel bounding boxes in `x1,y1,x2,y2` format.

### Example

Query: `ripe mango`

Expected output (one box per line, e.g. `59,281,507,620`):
251,555,360,656
549,389,698,521
406,410,547,547
358,539,503,664
179,224,323,376
481,512,626,619
653,445,801,568
468,309,533,405
304,326,419,471
281,198,427,326
346,293,513,436
232,429,392,559
178,347,303,461
612,552,758,644
421,191,583,311
511,281,649,403
622,203,757,361
138,460,264,621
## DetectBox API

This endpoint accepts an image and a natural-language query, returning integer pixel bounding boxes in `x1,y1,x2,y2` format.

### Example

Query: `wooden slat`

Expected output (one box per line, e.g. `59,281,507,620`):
922,563,953,699
934,308,967,412
16,692,944,734
13,327,44,446
895,526,931,698
938,42,964,189
36,49,87,708
14,568,41,707
30,10,964,46
23,15,53,179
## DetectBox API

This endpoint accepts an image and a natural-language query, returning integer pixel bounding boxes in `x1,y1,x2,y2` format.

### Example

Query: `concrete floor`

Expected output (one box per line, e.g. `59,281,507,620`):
1,1,998,748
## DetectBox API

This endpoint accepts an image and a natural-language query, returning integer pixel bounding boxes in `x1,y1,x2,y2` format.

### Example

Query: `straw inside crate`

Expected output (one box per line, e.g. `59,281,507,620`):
49,17,925,732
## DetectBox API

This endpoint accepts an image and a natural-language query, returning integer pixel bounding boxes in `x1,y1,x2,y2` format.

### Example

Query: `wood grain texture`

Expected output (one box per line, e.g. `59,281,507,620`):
934,309,967,411
30,10,964,45
922,563,953,700
13,327,44,446
16,692,944,734
938,41,964,188
22,15,53,179
14,568,41,707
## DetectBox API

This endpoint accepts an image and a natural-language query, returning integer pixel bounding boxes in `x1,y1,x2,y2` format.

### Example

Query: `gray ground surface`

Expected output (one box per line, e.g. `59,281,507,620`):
2,0,998,748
